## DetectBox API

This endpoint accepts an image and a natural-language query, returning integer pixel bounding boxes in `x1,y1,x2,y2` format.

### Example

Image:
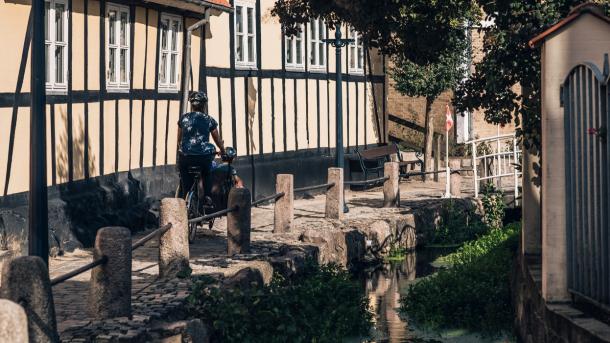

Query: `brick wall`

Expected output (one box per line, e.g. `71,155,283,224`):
387,27,516,149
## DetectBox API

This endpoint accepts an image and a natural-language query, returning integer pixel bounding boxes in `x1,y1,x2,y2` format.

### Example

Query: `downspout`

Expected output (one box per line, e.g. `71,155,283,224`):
181,8,211,115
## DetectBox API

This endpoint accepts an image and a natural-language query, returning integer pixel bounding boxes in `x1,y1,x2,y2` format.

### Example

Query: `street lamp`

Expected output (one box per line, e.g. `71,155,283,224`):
323,24,353,213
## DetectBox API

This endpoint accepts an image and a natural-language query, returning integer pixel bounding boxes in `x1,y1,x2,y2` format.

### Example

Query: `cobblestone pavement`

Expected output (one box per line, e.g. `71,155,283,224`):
49,178,464,341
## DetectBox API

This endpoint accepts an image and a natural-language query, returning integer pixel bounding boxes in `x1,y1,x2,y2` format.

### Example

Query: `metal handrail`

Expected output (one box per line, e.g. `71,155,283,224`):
189,206,238,224
344,176,388,186
465,133,516,145
50,255,109,287
252,192,285,207
131,223,172,251
294,183,335,193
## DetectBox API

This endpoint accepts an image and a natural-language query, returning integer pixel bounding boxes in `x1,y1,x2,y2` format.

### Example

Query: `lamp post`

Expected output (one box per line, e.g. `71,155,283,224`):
29,0,49,264
323,25,353,213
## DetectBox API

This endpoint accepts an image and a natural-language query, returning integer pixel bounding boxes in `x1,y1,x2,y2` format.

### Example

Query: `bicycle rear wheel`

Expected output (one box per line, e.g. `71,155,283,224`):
186,190,199,243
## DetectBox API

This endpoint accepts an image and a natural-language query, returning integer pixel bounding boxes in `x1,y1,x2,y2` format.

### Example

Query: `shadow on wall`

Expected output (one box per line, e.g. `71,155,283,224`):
53,110,158,249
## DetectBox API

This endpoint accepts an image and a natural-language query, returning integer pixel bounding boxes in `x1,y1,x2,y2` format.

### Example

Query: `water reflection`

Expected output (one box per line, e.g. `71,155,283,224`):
359,250,446,343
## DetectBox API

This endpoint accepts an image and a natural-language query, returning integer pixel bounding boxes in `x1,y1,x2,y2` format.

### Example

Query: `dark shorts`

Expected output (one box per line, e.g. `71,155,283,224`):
178,153,214,198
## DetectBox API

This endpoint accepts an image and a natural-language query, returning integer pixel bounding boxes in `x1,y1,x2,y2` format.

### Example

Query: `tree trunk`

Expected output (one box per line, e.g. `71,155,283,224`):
423,97,435,182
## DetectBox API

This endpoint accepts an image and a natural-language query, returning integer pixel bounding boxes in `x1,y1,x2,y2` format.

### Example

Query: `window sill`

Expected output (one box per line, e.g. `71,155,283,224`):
235,62,258,71
286,65,306,72
308,66,327,73
106,87,131,94
348,69,365,75
158,88,180,94
46,89,68,96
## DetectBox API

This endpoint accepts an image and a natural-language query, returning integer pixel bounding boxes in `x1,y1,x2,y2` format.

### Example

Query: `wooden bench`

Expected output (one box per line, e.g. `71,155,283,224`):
348,143,423,182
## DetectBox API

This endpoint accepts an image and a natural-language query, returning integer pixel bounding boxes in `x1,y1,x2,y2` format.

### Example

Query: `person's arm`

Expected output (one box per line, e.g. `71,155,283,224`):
211,128,225,156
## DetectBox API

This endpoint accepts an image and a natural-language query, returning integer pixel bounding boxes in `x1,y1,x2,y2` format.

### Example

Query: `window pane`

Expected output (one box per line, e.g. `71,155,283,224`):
109,47,115,82
55,45,64,83
45,44,50,82
170,54,176,84
45,2,50,40
310,20,316,41
248,36,254,62
120,49,127,83
247,7,254,34
120,11,127,46
319,21,325,40
286,38,292,64
319,42,324,65
350,46,355,69
161,19,169,50
55,3,64,42
108,10,116,45
310,41,316,65
160,53,167,83
236,34,243,61
236,6,243,33
171,20,179,51
296,38,302,64
358,46,363,69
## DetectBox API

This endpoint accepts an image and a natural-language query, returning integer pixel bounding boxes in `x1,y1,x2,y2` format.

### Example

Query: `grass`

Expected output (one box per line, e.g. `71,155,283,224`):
400,223,521,336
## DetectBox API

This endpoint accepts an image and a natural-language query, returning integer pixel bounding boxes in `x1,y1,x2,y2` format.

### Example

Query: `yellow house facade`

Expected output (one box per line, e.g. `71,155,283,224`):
0,0,385,250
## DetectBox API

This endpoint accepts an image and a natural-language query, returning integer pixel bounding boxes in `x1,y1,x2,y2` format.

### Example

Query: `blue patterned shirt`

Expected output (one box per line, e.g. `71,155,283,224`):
178,111,218,156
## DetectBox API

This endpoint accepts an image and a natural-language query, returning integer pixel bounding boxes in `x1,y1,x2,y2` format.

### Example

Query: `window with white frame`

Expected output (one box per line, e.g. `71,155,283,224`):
106,4,130,91
45,0,68,92
234,0,256,68
309,18,326,71
284,24,305,70
158,13,182,91
348,27,364,74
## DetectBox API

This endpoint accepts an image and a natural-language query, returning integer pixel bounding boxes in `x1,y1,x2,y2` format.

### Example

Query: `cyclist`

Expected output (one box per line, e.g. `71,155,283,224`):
177,91,226,201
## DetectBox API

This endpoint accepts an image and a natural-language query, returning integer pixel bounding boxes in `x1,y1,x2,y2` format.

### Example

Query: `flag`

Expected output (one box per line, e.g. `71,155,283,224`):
445,104,454,132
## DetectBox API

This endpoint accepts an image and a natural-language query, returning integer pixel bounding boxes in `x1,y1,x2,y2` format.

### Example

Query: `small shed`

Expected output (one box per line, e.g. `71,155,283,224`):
529,3,610,302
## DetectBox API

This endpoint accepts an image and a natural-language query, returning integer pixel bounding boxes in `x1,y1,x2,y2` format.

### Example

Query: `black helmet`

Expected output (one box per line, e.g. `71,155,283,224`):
189,91,208,106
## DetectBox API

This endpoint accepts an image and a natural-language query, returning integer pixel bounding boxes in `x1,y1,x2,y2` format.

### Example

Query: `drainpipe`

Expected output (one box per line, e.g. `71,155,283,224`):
181,8,211,115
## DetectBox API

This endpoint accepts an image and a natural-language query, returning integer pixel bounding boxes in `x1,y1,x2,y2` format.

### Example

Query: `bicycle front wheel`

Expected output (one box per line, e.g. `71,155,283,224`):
186,190,199,243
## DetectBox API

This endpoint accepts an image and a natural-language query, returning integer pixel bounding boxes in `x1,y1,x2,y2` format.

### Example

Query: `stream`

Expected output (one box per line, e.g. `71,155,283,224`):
354,249,513,343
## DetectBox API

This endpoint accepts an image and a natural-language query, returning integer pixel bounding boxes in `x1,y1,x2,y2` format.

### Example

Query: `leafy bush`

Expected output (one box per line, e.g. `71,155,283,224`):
429,200,488,246
481,183,506,230
186,262,372,343
401,223,520,335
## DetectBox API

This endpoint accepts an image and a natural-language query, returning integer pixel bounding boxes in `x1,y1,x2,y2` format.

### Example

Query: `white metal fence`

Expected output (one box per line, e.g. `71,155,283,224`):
468,133,522,199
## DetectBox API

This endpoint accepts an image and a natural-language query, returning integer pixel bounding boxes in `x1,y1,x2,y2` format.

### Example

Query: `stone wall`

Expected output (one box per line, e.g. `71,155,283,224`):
512,254,610,343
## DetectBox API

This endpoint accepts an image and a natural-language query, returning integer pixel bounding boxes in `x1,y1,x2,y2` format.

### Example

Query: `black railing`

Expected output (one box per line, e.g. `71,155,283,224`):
50,223,174,287
344,176,388,186
131,223,172,251
50,255,108,287
294,183,336,193
188,206,238,224
252,192,285,207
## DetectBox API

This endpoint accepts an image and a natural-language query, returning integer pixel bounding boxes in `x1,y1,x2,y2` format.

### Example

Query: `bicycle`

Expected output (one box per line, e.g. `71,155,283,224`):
182,147,238,243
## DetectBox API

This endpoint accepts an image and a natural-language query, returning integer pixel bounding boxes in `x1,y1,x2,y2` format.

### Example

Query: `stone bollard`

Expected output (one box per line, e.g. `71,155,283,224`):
88,227,132,319
325,168,344,220
450,159,462,197
274,174,294,233
0,299,28,343
159,198,190,278
1,256,58,343
227,188,252,255
383,162,400,207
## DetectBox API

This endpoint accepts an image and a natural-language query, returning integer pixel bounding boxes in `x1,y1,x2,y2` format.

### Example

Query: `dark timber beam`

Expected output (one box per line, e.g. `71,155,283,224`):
29,0,49,264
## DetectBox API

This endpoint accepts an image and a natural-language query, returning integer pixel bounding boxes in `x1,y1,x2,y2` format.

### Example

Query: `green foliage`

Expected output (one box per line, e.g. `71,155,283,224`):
429,200,488,246
455,1,610,155
401,223,521,335
481,184,506,230
186,262,372,343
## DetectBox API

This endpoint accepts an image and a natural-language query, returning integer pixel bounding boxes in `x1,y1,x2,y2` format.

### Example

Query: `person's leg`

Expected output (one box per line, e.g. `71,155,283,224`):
179,154,195,199
191,155,214,206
